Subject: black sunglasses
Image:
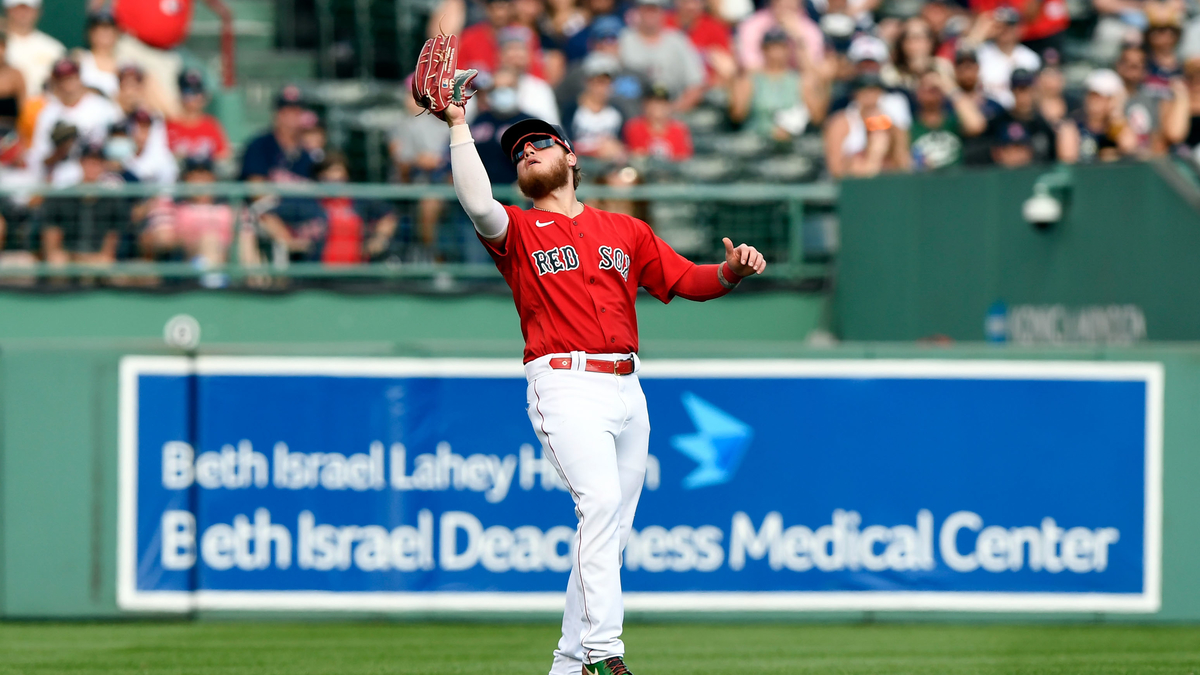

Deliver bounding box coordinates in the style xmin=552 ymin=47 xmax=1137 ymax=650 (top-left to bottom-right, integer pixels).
xmin=512 ymin=137 xmax=559 ymax=164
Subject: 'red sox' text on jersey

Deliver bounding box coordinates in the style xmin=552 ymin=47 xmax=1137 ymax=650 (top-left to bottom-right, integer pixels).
xmin=483 ymin=204 xmax=697 ymax=363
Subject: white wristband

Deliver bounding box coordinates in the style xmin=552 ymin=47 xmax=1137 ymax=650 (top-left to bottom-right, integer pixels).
xmin=449 ymin=124 xmax=473 ymax=146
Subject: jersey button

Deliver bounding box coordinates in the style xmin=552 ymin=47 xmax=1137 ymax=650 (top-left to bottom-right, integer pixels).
xmin=578 ymin=232 xmax=584 ymax=238
xmin=601 ymin=307 xmax=606 ymax=313
xmin=589 ymin=276 xmax=595 ymax=284
xmin=610 ymin=337 xmax=616 ymax=343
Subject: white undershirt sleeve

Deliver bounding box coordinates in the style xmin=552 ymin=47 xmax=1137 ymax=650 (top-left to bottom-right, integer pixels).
xmin=449 ymin=124 xmax=509 ymax=240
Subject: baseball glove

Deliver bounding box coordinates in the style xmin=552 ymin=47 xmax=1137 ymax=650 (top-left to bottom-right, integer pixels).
xmin=411 ymin=33 xmax=478 ymax=119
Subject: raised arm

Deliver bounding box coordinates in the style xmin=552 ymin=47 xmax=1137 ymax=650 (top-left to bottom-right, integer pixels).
xmin=444 ymin=104 xmax=509 ymax=245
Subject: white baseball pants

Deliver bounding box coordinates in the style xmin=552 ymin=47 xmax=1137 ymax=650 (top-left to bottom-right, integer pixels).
xmin=525 ymin=352 xmax=650 ymax=673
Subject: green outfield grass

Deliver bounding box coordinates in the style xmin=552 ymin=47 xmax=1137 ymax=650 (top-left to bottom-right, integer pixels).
xmin=1 ymin=621 xmax=1198 ymax=674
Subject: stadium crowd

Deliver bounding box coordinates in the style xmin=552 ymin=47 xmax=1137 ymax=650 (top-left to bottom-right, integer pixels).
xmin=421 ymin=0 xmax=1200 ymax=178
xmin=2 ymin=0 xmax=1200 ymax=271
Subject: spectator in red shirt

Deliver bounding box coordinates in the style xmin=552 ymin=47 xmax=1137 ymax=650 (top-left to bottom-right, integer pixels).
xmin=674 ymin=0 xmax=737 ymax=87
xmin=457 ymin=0 xmax=546 ymax=80
xmin=312 ymin=153 xmax=397 ymax=264
xmin=166 ymin=68 xmax=229 ymax=161
xmin=623 ymin=85 xmax=694 ymax=161
xmin=968 ymin=0 xmax=1069 ymax=59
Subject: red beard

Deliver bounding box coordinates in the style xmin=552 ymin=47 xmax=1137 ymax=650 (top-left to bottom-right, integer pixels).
xmin=517 ymin=154 xmax=570 ymax=200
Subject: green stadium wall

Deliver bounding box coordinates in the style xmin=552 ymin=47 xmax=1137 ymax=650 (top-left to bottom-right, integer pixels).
xmin=834 ymin=162 xmax=1200 ymax=342
xmin=0 ymin=292 xmax=1199 ymax=619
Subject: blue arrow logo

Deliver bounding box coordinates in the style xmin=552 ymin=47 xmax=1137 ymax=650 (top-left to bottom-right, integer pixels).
xmin=670 ymin=392 xmax=753 ymax=489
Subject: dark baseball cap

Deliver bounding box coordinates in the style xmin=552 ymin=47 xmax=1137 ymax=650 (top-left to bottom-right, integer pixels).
xmin=181 ymin=154 xmax=215 ymax=175
xmin=995 ymin=121 xmax=1031 ymax=146
xmin=993 ymin=6 xmax=1021 ymax=24
xmin=178 ymin=68 xmax=206 ymax=96
xmin=644 ymin=84 xmax=671 ymax=101
xmin=954 ymin=45 xmax=978 ymax=64
xmin=118 ymin=63 xmax=144 ymax=80
xmin=50 ymin=121 xmax=77 ymax=145
xmin=79 ymin=142 xmax=106 ymax=160
xmin=590 ymin=16 xmax=624 ymax=41
xmin=128 ymin=108 xmax=153 ymax=126
xmin=500 ymin=118 xmax=574 ymax=163
xmin=275 ymin=84 xmax=305 ymax=109
xmin=1010 ymin=68 xmax=1036 ymax=89
xmin=51 ymin=58 xmax=80 ymax=79
xmin=86 ymin=10 xmax=116 ymax=27
xmin=763 ymin=27 xmax=790 ymax=45
xmin=852 ymin=71 xmax=886 ymax=91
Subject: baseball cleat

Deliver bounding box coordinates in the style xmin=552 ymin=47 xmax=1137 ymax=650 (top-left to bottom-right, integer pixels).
xmin=583 ymin=657 xmax=632 ymax=675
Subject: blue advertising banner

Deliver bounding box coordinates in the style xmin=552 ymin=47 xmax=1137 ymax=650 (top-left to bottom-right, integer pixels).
xmin=117 ymin=357 xmax=1162 ymax=613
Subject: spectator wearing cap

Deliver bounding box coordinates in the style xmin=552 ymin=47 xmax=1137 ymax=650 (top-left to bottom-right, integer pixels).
xmin=730 ymin=27 xmax=828 ymax=141
xmin=966 ymin=0 xmax=1068 ymax=60
xmin=618 ymin=0 xmax=706 ymax=112
xmin=123 ymin=108 xmax=177 ymax=184
xmin=26 ymin=58 xmax=121 ymax=179
xmin=1144 ymin=4 xmax=1183 ymax=97
xmin=114 ymin=62 xmax=177 ymax=118
xmin=674 ymin=0 xmax=738 ymax=88
xmin=1058 ymin=69 xmax=1138 ymax=163
xmin=569 ymin=53 xmax=625 ymax=162
xmin=76 ymin=11 xmax=121 ymax=98
xmin=312 ymin=153 xmax=397 ymax=264
xmin=564 ymin=0 xmax=624 ymax=63
xmin=555 ymin=17 xmax=651 ymax=122
xmin=0 ymin=33 xmax=26 ymax=134
xmin=42 ymin=120 xmax=80 ymax=185
xmin=910 ymin=69 xmax=987 ymax=170
xmin=458 ymin=0 xmax=547 ymax=80
xmin=974 ymin=6 xmax=1041 ymax=108
xmin=1115 ymin=44 xmax=1176 ymax=154
xmin=830 ymin=36 xmax=912 ymax=131
xmin=111 ymin=0 xmax=203 ymax=115
xmin=623 ymin=85 xmax=694 ymax=160
xmin=258 ymin=153 xmax=399 ymax=264
xmin=166 ymin=69 xmax=230 ymax=162
xmin=3 ymin=0 xmax=64 ymax=97
xmin=982 ymin=68 xmax=1056 ymax=164
xmin=40 ymin=142 xmax=131 ymax=267
xmin=952 ymin=45 xmax=1005 ymax=120
xmin=990 ymin=119 xmax=1035 ymax=166
xmin=736 ymin=0 xmax=826 ymax=73
xmin=467 ymin=68 xmax=533 ymax=186
xmin=824 ymin=72 xmax=911 ymax=178
xmin=239 ymin=85 xmax=314 ymax=182
xmin=513 ymin=0 xmax=565 ymax=85
xmin=496 ymin=26 xmax=560 ymax=124
xmin=142 ymin=156 xmax=259 ymax=268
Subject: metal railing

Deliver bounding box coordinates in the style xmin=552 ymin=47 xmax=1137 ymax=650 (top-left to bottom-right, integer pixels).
xmin=0 ymin=181 xmax=838 ymax=290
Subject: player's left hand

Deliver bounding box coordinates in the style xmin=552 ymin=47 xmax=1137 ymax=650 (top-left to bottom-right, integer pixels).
xmin=723 ymin=237 xmax=767 ymax=277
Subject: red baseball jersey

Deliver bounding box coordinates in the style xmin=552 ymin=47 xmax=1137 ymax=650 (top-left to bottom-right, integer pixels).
xmin=484 ymin=204 xmax=695 ymax=363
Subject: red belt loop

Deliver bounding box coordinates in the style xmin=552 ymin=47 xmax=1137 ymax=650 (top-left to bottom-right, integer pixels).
xmin=549 ymin=356 xmax=634 ymax=375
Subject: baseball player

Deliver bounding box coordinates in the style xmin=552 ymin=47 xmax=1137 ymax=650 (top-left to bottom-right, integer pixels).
xmin=412 ymin=35 xmax=766 ymax=675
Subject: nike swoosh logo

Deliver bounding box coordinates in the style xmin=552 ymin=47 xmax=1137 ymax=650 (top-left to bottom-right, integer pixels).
xmin=535 ymin=220 xmax=554 ymax=227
